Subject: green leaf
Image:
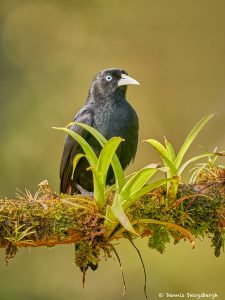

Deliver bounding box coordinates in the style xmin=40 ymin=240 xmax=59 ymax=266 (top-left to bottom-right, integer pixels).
xmin=145 ymin=139 xmax=167 ymax=156
xmin=53 ymin=125 xmax=125 ymax=209
xmin=72 ymin=122 xmax=125 ymax=191
xmin=95 ymin=137 xmax=123 ymax=207
xmin=97 ymin=137 xmax=124 ymax=184
xmin=119 ymin=167 xmax=158 ymax=206
xmin=71 ymin=153 xmax=85 ymax=180
xmin=145 ymin=139 xmax=177 ymax=176
xmin=178 ymin=153 xmax=215 ymax=175
xmin=125 ymin=178 xmax=172 ymax=208
xmin=175 ymin=113 xmax=215 ymax=169
xmin=104 ymin=180 xmax=120 ymax=233
xmin=89 ymin=167 xmax=105 ymax=206
xmin=53 ymin=127 xmax=98 ymax=167
xmin=105 ymin=180 xmax=137 ymax=236
xmin=189 ymin=164 xmax=206 ymax=183
xmin=164 ymin=137 xmax=176 ymax=162
xmin=110 ymin=204 xmax=137 ymax=235
xmin=133 ymin=219 xmax=195 ymax=246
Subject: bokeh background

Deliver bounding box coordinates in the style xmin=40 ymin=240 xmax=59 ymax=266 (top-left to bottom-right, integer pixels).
xmin=0 ymin=1 xmax=225 ymax=299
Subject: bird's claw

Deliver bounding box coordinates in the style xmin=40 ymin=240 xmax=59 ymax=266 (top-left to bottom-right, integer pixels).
xmin=75 ymin=184 xmax=94 ymax=197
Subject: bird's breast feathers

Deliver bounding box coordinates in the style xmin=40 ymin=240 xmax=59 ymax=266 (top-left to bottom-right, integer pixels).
xmin=93 ymin=100 xmax=138 ymax=140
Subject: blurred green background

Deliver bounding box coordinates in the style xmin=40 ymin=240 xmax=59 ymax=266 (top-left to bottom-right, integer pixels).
xmin=0 ymin=0 xmax=225 ymax=299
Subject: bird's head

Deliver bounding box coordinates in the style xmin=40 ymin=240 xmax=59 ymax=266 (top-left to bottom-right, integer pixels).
xmin=89 ymin=68 xmax=139 ymax=100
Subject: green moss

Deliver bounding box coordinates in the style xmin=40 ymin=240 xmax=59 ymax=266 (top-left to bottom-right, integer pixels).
xmin=0 ymin=175 xmax=224 ymax=268
xmin=75 ymin=241 xmax=100 ymax=272
xmin=148 ymin=225 xmax=171 ymax=254
xmin=127 ymin=178 xmax=225 ymax=256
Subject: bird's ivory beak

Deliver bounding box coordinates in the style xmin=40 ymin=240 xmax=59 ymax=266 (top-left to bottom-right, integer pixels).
xmin=118 ymin=74 xmax=140 ymax=87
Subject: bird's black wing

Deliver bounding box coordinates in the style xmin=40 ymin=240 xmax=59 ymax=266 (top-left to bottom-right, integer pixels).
xmin=60 ymin=105 xmax=94 ymax=194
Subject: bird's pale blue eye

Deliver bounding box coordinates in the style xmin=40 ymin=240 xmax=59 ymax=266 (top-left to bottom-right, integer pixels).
xmin=105 ymin=75 xmax=113 ymax=81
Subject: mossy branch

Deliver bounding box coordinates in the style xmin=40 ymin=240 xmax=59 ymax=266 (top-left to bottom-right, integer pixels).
xmin=0 ymin=177 xmax=224 ymax=265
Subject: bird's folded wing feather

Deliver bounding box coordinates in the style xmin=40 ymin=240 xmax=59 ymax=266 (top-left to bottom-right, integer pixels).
xmin=60 ymin=105 xmax=94 ymax=193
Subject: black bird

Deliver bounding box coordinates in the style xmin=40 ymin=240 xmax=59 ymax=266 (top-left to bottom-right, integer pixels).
xmin=60 ymin=68 xmax=139 ymax=195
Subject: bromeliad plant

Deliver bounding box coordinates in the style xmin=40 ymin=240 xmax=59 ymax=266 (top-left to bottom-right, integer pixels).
xmin=53 ymin=123 xmax=169 ymax=237
xmin=145 ymin=113 xmax=216 ymax=199
xmin=43 ymin=114 xmax=225 ymax=294
xmin=53 ymin=114 xmax=218 ymax=238
xmin=54 ymin=122 xmax=124 ymax=210
xmin=189 ymin=147 xmax=225 ymax=183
